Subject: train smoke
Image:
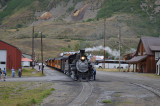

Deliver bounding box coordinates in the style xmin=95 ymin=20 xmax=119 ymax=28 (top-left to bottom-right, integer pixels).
xmin=85 ymin=45 xmax=120 ymax=57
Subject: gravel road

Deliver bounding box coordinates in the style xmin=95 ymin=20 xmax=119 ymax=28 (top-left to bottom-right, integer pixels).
xmin=3 ymin=66 xmax=160 ymax=106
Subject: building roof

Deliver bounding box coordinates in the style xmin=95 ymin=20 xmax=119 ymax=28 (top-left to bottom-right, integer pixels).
xmin=138 ymin=37 xmax=160 ymax=55
xmin=22 ymin=53 xmax=32 ymax=59
xmin=149 ymin=46 xmax=160 ymax=51
xmin=126 ymin=55 xmax=147 ymax=64
xmin=0 ymin=40 xmax=21 ymax=52
xmin=21 ymin=57 xmax=32 ymax=62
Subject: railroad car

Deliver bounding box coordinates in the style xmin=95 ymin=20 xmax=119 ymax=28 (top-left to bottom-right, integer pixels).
xmin=46 ymin=50 xmax=94 ymax=81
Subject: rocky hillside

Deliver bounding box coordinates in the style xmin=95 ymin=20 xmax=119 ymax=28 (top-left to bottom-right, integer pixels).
xmin=0 ymin=0 xmax=160 ymax=59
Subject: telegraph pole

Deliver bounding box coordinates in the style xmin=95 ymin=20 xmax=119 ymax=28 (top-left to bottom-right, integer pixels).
xmin=104 ymin=18 xmax=106 ymax=69
xmin=40 ymin=32 xmax=44 ymax=74
xmin=118 ymin=27 xmax=121 ymax=72
xmin=32 ymin=25 xmax=34 ymax=69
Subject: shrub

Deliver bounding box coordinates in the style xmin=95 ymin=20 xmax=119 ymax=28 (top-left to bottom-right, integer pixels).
xmin=86 ymin=18 xmax=95 ymax=22
xmin=16 ymin=24 xmax=23 ymax=28
xmin=67 ymin=6 xmax=75 ymax=12
xmin=102 ymin=99 xmax=112 ymax=104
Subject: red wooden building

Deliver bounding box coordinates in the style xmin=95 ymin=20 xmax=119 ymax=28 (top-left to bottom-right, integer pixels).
xmin=0 ymin=40 xmax=22 ymax=70
xmin=126 ymin=37 xmax=160 ymax=73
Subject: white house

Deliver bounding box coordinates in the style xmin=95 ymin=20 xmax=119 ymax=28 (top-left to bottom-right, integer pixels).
xmin=21 ymin=57 xmax=32 ymax=67
xmin=156 ymin=59 xmax=160 ymax=75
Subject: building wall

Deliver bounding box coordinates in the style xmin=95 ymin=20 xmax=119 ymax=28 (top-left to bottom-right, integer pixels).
xmin=145 ymin=55 xmax=156 ymax=73
xmin=136 ymin=41 xmax=156 ymax=73
xmin=0 ymin=41 xmax=22 ymax=70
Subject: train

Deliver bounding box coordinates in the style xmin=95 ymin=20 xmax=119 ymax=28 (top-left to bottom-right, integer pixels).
xmin=46 ymin=50 xmax=94 ymax=81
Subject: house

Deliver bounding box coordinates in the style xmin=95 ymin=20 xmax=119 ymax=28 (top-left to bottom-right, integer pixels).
xmin=22 ymin=53 xmax=32 ymax=59
xmin=126 ymin=37 xmax=160 ymax=73
xmin=21 ymin=57 xmax=32 ymax=67
xmin=0 ymin=40 xmax=22 ymax=70
xmin=156 ymin=59 xmax=160 ymax=75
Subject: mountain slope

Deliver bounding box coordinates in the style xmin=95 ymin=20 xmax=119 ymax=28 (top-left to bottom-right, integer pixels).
xmin=0 ymin=0 xmax=160 ymax=59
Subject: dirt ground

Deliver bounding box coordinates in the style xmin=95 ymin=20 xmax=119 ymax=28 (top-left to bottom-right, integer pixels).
xmin=3 ymin=66 xmax=160 ymax=106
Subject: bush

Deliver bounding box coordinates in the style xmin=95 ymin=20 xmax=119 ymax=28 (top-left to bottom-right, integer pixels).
xmin=16 ymin=24 xmax=23 ymax=28
xmin=102 ymin=99 xmax=112 ymax=104
xmin=86 ymin=18 xmax=95 ymax=22
xmin=67 ymin=6 xmax=75 ymax=12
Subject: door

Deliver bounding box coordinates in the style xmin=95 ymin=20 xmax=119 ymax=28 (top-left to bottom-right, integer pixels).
xmin=0 ymin=50 xmax=7 ymax=70
xmin=159 ymin=64 xmax=160 ymax=75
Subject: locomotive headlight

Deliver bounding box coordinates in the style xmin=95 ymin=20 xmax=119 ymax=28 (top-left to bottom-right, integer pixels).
xmin=81 ymin=56 xmax=85 ymax=61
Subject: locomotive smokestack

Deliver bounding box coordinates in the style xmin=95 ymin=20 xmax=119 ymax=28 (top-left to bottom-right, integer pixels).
xmin=80 ymin=49 xmax=85 ymax=55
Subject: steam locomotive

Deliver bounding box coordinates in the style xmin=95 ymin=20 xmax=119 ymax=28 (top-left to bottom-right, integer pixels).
xmin=46 ymin=50 xmax=94 ymax=81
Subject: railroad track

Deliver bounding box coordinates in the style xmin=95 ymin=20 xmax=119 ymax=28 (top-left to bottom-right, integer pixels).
xmin=131 ymin=83 xmax=160 ymax=97
xmin=67 ymin=82 xmax=93 ymax=106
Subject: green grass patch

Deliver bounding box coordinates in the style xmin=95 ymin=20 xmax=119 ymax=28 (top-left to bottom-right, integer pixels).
xmin=102 ymin=99 xmax=112 ymax=104
xmin=97 ymin=68 xmax=120 ymax=72
xmin=97 ymin=0 xmax=143 ymax=19
xmin=114 ymin=94 xmax=121 ymax=97
xmin=6 ymin=68 xmax=45 ymax=77
xmin=137 ymin=73 xmax=160 ymax=78
xmin=0 ymin=82 xmax=54 ymax=106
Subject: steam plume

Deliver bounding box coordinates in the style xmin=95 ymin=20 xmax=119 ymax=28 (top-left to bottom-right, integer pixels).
xmin=85 ymin=45 xmax=120 ymax=57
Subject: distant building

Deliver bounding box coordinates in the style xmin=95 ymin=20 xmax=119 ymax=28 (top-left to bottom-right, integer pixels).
xmin=21 ymin=57 xmax=32 ymax=67
xmin=0 ymin=40 xmax=22 ymax=70
xmin=126 ymin=37 xmax=160 ymax=73
xmin=22 ymin=53 xmax=32 ymax=59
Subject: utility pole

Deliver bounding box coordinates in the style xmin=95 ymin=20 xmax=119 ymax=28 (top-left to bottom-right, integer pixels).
xmin=32 ymin=25 xmax=34 ymax=69
xmin=104 ymin=18 xmax=106 ymax=69
xmin=37 ymin=53 xmax=39 ymax=63
xmin=118 ymin=27 xmax=121 ymax=72
xmin=40 ymin=32 xmax=44 ymax=74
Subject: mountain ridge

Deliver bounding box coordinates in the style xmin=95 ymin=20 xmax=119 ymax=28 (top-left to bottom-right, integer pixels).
xmin=0 ymin=0 xmax=160 ymax=59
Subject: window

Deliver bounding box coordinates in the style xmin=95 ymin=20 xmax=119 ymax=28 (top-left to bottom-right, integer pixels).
xmin=0 ymin=62 xmax=6 ymax=64
xmin=155 ymin=52 xmax=160 ymax=60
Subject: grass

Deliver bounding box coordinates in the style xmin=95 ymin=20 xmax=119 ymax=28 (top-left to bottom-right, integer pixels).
xmin=0 ymin=0 xmax=33 ymax=22
xmin=0 ymin=82 xmax=55 ymax=106
xmin=97 ymin=0 xmax=142 ymax=19
xmin=114 ymin=94 xmax=121 ymax=97
xmin=97 ymin=68 xmax=120 ymax=72
xmin=137 ymin=73 xmax=160 ymax=78
xmin=102 ymin=99 xmax=112 ymax=104
xmin=6 ymin=68 xmax=45 ymax=77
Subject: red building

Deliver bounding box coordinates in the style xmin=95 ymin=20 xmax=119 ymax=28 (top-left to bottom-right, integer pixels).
xmin=126 ymin=37 xmax=160 ymax=73
xmin=0 ymin=40 xmax=22 ymax=70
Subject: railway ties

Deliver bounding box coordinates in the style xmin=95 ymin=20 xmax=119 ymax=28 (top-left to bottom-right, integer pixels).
xmin=67 ymin=82 xmax=93 ymax=106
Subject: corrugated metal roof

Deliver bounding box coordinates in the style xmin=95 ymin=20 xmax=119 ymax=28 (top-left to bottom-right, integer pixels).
xmin=126 ymin=55 xmax=147 ymax=64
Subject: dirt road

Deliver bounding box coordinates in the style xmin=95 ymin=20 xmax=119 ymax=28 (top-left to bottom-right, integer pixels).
xmin=4 ymin=66 xmax=160 ymax=106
